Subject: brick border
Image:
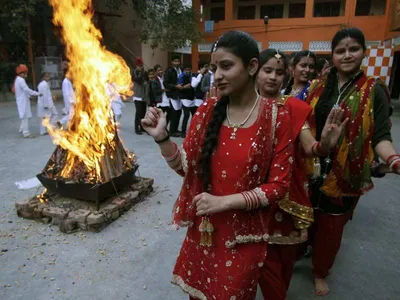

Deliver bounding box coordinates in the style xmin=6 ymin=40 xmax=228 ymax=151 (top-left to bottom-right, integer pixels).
xmin=15 ymin=177 xmax=154 ymax=233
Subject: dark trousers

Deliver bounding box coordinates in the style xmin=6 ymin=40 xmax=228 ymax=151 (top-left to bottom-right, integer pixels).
xmin=134 ymin=100 xmax=147 ymax=132
xmin=182 ymin=105 xmax=197 ymax=134
xmin=169 ymin=103 xmax=182 ymax=135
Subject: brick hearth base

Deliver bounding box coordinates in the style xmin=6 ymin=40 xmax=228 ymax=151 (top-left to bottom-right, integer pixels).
xmin=15 ymin=177 xmax=154 ymax=233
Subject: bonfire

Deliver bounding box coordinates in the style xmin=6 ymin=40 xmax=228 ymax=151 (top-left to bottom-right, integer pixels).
xmin=38 ymin=0 xmax=137 ymax=205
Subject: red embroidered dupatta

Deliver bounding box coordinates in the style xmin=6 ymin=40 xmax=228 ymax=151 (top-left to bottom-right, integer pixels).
xmin=172 ymin=97 xmax=292 ymax=246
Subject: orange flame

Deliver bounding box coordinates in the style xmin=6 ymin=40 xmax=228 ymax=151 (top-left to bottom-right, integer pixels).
xmin=46 ymin=0 xmax=133 ymax=182
xmin=37 ymin=189 xmax=48 ymax=203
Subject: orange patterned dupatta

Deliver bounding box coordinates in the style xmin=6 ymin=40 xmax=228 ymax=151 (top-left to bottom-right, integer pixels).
xmin=172 ymin=97 xmax=283 ymax=243
xmin=306 ymin=74 xmax=376 ymax=198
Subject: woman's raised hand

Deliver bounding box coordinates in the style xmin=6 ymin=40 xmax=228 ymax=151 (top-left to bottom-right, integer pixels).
xmin=320 ymin=107 xmax=349 ymax=151
xmin=141 ymin=107 xmax=168 ymax=140
xmin=206 ymin=86 xmax=220 ymax=100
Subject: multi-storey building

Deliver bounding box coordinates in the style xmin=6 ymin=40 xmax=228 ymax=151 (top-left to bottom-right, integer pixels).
xmin=184 ymin=0 xmax=400 ymax=97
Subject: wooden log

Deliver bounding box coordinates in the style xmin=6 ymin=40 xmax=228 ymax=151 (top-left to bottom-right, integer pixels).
xmin=115 ymin=143 xmax=126 ymax=174
xmin=104 ymin=149 xmax=116 ymax=179
xmin=113 ymin=146 xmax=123 ymax=175
xmin=100 ymin=156 xmax=111 ymax=182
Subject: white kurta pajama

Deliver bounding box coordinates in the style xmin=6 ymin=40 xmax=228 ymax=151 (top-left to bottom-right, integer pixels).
xmin=61 ymin=78 xmax=71 ymax=115
xmin=60 ymin=78 xmax=76 ymax=127
xmin=37 ymin=80 xmax=58 ymax=135
xmin=14 ymin=76 xmax=39 ymax=137
xmin=106 ymin=83 xmax=125 ymax=123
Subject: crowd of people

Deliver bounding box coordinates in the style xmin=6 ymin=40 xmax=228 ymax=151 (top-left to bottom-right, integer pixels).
xmin=141 ymin=27 xmax=400 ymax=300
xmin=12 ymin=61 xmax=76 ymax=137
xmin=12 ymin=54 xmax=215 ymax=139
xmin=130 ymin=56 xmax=216 ymax=138
xmin=11 ymin=46 xmax=333 ymax=141
xmin=131 ymin=41 xmax=335 ymax=140
xmin=11 ymin=25 xmax=400 ymax=300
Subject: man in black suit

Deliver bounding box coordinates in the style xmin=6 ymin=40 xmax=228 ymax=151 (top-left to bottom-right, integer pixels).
xmin=163 ymin=55 xmax=183 ymax=137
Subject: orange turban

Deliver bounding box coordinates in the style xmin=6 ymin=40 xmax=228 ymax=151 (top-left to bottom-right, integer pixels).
xmin=16 ymin=64 xmax=28 ymax=74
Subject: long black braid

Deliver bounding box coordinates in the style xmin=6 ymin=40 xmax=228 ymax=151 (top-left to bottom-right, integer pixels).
xmin=199 ymin=31 xmax=259 ymax=192
xmin=284 ymin=76 xmax=295 ymax=96
xmin=200 ymin=97 xmax=229 ymax=191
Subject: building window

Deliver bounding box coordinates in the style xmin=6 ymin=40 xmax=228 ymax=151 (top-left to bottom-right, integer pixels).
xmin=355 ymin=0 xmax=386 ymax=16
xmin=260 ymin=4 xmax=284 ymax=19
xmin=210 ymin=6 xmax=225 ymax=22
xmin=289 ymin=2 xmax=306 ymax=18
xmin=314 ymin=1 xmax=342 ymax=17
xmin=237 ymin=5 xmax=256 ymax=20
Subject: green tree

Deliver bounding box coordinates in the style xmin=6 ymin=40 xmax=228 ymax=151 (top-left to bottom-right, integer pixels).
xmin=1 ymin=0 xmax=202 ymax=50
xmin=0 ymin=0 xmax=49 ymax=91
xmin=107 ymin=0 xmax=202 ymax=50
xmin=0 ymin=0 xmax=49 ymax=41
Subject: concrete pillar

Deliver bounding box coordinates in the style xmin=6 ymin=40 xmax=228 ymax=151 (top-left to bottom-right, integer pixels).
xmin=255 ymin=3 xmax=261 ymax=20
xmin=192 ymin=0 xmax=201 ymax=72
xmin=283 ymin=2 xmax=289 ymax=18
xmin=305 ymin=0 xmax=314 ymax=18
xmin=345 ymin=0 xmax=356 ymax=22
xmin=225 ymin=0 xmax=233 ymax=21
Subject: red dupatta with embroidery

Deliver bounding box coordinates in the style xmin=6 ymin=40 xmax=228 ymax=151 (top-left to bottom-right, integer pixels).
xmin=172 ymin=97 xmax=281 ymax=242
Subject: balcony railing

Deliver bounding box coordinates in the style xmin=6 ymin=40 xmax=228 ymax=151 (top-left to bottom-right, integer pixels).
xmin=202 ymin=0 xmax=387 ymax=23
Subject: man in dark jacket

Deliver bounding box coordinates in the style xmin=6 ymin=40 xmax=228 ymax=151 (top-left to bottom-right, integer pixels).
xmin=154 ymin=64 xmax=171 ymax=126
xmin=163 ymin=55 xmax=183 ymax=137
xmin=147 ymin=68 xmax=162 ymax=107
xmin=200 ymin=62 xmax=216 ymax=94
xmin=132 ymin=57 xmax=148 ymax=135
xmin=191 ymin=62 xmax=209 ymax=109
xmin=178 ymin=66 xmax=195 ymax=138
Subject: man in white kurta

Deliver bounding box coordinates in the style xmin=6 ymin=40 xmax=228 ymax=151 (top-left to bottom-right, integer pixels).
xmin=14 ymin=64 xmax=40 ymax=138
xmin=106 ymin=82 xmax=125 ymax=124
xmin=60 ymin=76 xmax=76 ymax=128
xmin=37 ymin=72 xmax=58 ymax=135
xmin=61 ymin=76 xmax=70 ymax=115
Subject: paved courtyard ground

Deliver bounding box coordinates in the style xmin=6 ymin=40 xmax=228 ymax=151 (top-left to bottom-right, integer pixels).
xmin=0 ymin=100 xmax=399 ymax=300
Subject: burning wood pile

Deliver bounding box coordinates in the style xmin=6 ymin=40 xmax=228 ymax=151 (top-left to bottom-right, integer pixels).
xmin=15 ymin=0 xmax=152 ymax=232
xmin=41 ymin=134 xmax=135 ymax=185
xmin=37 ymin=0 xmax=137 ymax=205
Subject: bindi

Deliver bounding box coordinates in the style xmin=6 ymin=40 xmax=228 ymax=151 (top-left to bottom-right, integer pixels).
xmin=344 ymin=37 xmax=352 ymax=47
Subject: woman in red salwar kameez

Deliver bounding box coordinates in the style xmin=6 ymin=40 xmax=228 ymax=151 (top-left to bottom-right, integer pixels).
xmin=142 ymin=31 xmax=293 ymax=300
xmin=256 ymin=49 xmax=348 ymax=300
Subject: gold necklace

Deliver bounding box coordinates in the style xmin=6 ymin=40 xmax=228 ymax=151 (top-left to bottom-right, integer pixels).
xmin=290 ymin=84 xmax=304 ymax=96
xmin=226 ymin=94 xmax=260 ymax=140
